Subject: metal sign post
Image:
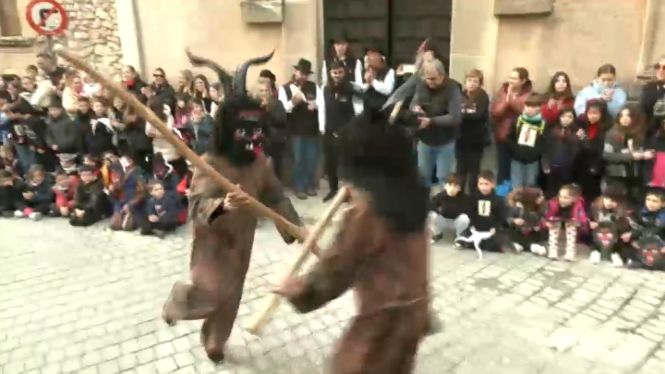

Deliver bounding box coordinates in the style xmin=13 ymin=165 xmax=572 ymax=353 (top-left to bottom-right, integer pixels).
xmin=25 ymin=0 xmax=69 ymax=54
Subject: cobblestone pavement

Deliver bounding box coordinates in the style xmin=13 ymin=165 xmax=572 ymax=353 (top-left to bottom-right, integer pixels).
xmin=2 ymin=194 xmax=665 ymax=374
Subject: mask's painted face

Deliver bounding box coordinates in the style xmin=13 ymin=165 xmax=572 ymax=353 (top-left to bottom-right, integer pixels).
xmin=230 ymin=117 xmax=266 ymax=164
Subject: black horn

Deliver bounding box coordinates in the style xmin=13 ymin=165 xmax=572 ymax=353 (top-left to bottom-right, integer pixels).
xmin=232 ymin=50 xmax=275 ymax=94
xmin=185 ymin=48 xmax=233 ymax=97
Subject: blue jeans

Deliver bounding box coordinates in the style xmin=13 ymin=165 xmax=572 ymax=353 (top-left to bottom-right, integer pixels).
xmin=291 ymin=136 xmax=320 ymax=192
xmin=511 ymin=160 xmax=539 ymax=189
xmin=417 ymin=141 xmax=456 ymax=188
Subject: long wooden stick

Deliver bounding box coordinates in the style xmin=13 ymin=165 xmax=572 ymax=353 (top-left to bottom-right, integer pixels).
xmin=246 ymin=186 xmax=349 ymax=335
xmin=389 ymin=100 xmax=404 ymax=124
xmin=53 ymin=45 xmax=309 ymax=244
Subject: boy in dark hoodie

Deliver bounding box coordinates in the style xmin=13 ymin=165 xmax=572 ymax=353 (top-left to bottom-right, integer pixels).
xmin=627 ymin=189 xmax=665 ymax=270
xmin=0 ymin=170 xmax=21 ymax=217
xmin=108 ymin=153 xmax=147 ymax=231
xmin=141 ymin=180 xmax=184 ymax=238
xmin=428 ymin=173 xmax=469 ymax=242
xmin=45 ymin=95 xmax=82 ymax=172
xmin=15 ymin=164 xmax=54 ymax=220
xmin=507 ymin=93 xmax=546 ymax=190
xmin=70 ymin=164 xmax=109 ymax=227
xmin=455 ymin=170 xmax=505 ymax=257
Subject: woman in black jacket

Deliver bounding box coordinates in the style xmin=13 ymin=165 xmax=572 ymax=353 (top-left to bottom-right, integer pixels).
xmin=456 ymin=68 xmax=489 ymax=192
xmin=640 ymin=56 xmax=665 ymax=136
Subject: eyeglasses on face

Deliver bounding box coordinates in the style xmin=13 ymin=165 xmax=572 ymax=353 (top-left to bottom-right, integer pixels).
xmin=654 ymin=64 xmax=665 ymax=71
xmin=153 ymin=74 xmax=165 ymax=78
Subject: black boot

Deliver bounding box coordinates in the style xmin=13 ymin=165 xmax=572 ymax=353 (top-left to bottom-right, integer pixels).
xmin=323 ymin=190 xmax=337 ymax=202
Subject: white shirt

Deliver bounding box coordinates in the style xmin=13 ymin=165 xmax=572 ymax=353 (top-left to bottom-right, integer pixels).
xmin=360 ymin=68 xmax=396 ymax=96
xmin=278 ymin=82 xmax=326 ymax=134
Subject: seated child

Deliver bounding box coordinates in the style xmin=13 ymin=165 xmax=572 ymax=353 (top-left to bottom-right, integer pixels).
xmin=0 ymin=144 xmax=22 ymax=177
xmin=51 ymin=170 xmax=79 ymax=217
xmin=69 ymin=165 xmax=110 ymax=227
xmin=0 ymin=170 xmax=21 ymax=217
xmin=141 ymin=180 xmax=184 ymax=238
xmin=506 ymin=187 xmax=547 ymax=254
xmin=429 ymin=173 xmax=470 ymax=242
xmin=15 ymin=165 xmax=54 ymax=220
xmin=544 ymin=184 xmax=588 ymax=261
xmin=108 ymin=153 xmax=147 ymax=231
xmin=627 ymin=189 xmax=665 ymax=270
xmin=455 ymin=170 xmax=505 ymax=258
xmin=588 ymin=186 xmax=631 ymax=266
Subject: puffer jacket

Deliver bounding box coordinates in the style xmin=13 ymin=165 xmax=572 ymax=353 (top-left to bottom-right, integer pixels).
xmin=602 ymin=127 xmax=644 ymax=178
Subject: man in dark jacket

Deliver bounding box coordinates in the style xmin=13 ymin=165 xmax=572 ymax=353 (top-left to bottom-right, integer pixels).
xmin=410 ymin=59 xmax=462 ymax=190
xmin=321 ymin=60 xmax=355 ymax=202
xmin=45 ymin=95 xmax=81 ymax=171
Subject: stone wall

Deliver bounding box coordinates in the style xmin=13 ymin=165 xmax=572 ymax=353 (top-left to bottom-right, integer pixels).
xmin=54 ymin=0 xmax=124 ymax=76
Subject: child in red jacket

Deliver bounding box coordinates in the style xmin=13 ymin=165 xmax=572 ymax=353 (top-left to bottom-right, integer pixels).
xmin=52 ymin=169 xmax=79 ymax=217
xmin=544 ymin=184 xmax=588 ymax=261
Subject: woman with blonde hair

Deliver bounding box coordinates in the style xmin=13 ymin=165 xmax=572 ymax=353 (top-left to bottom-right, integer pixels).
xmin=177 ymin=69 xmax=194 ymax=97
xmin=62 ymin=70 xmax=84 ymax=116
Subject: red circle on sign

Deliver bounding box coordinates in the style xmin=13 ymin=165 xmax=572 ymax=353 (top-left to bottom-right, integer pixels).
xmin=25 ymin=0 xmax=69 ymax=36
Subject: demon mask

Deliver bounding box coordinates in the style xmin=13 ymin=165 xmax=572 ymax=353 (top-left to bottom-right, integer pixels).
xmin=186 ymin=49 xmax=274 ymax=166
xmin=338 ymin=109 xmax=429 ymax=234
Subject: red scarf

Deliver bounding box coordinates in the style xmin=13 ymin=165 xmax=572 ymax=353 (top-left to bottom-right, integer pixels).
xmin=587 ymin=121 xmax=600 ymax=140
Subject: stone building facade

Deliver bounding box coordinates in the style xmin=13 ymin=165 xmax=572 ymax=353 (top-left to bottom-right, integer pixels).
xmin=0 ymin=0 xmax=664 ymax=96
xmin=0 ymin=0 xmax=123 ymax=76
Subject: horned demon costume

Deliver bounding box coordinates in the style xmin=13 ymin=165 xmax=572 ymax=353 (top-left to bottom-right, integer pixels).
xmin=161 ymin=51 xmax=302 ymax=363
xmin=279 ymin=110 xmax=431 ymax=374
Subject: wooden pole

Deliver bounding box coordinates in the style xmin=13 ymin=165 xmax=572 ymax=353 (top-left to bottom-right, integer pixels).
xmin=246 ymin=187 xmax=349 ymax=335
xmin=52 ymin=45 xmax=310 ymax=244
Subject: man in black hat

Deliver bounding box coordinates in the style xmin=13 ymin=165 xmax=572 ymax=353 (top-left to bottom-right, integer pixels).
xmin=278 ymin=58 xmax=325 ymax=199
xmin=321 ymin=34 xmax=363 ymax=89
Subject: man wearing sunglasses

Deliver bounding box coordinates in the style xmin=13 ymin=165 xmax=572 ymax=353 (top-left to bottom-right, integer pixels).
xmin=641 ymin=57 xmax=665 ymax=136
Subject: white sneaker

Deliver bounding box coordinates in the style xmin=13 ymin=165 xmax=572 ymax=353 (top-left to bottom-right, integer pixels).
xmin=530 ymin=244 xmax=547 ymax=256
xmin=513 ymin=243 xmax=524 ymax=252
xmin=548 ymin=247 xmax=559 ymax=260
xmin=611 ymin=253 xmax=624 ymax=267
xmin=564 ymin=250 xmax=576 ymax=262
xmin=28 ymin=212 xmax=42 ymax=221
xmin=14 ymin=210 xmax=25 ymax=218
xmin=589 ymin=250 xmax=601 ymax=264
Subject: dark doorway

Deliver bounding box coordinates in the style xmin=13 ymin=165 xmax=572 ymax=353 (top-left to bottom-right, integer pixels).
xmin=323 ymin=0 xmax=452 ymax=68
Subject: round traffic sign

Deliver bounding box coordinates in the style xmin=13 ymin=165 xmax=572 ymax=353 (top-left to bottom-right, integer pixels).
xmin=25 ymin=0 xmax=69 ymax=36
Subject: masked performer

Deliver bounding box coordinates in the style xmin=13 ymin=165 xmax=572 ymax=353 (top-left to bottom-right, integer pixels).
xmin=161 ymin=51 xmax=303 ymax=363
xmin=274 ymin=109 xmax=431 ymax=374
